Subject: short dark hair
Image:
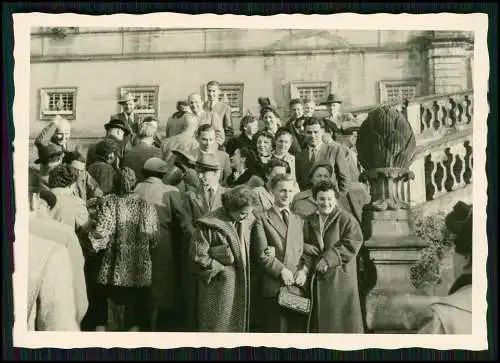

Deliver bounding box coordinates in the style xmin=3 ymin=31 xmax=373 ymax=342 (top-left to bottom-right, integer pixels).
xmin=239 ymin=115 xmax=258 ymax=132
xmin=253 ymin=130 xmax=276 ymax=150
xmin=275 ymin=127 xmax=293 ymax=141
xmin=261 ymin=107 xmax=280 ymax=119
xmin=48 ymin=164 xmax=78 ymax=189
xmin=265 ymin=158 xmax=290 ymax=175
xmin=206 ymin=80 xmax=220 ymax=88
xmin=304 ymin=117 xmax=324 ymax=129
xmin=312 ymin=180 xmax=338 ymax=199
xmin=222 ymin=185 xmax=258 ymax=213
xmin=63 ymin=150 xmax=86 ymax=165
xmin=197 ymin=124 xmax=215 ymax=136
xmin=289 ymin=98 xmax=303 ymax=107
xmin=269 ymin=173 xmax=295 ymax=190
xmin=95 ymin=139 xmax=118 ymax=162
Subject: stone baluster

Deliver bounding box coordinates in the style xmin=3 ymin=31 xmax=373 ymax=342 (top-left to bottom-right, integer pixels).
xmin=429 ymin=148 xmax=448 ymax=200
xmin=455 ymin=94 xmax=473 ymax=129
xmin=449 ymin=142 xmax=468 ymax=190
xmin=419 ymin=101 xmax=435 ymax=135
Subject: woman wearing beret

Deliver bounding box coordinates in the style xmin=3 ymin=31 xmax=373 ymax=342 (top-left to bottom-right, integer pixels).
xmin=418 ymin=201 xmax=473 ymax=334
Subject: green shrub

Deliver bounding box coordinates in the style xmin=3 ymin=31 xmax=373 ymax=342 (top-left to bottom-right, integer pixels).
xmin=409 ymin=210 xmax=453 ymax=290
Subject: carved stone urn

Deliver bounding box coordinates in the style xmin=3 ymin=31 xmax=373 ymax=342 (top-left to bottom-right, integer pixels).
xmin=357 ymin=106 xmax=429 ymax=333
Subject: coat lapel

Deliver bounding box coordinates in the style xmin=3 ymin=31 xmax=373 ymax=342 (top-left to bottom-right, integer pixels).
xmin=310 ymin=214 xmax=325 ymax=251
xmin=266 ymin=208 xmax=287 ymax=240
xmin=282 ymin=213 xmax=298 ymax=267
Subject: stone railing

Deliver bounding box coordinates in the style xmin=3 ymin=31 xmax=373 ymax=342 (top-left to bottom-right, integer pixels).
xmin=347 ymin=90 xmax=473 ymax=212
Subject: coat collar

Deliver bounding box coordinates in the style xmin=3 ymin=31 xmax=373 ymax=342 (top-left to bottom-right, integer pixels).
xmin=143 ymin=176 xmax=164 ymax=185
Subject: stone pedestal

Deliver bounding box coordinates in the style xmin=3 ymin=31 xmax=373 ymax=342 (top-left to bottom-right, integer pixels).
xmin=363 ymin=209 xmax=429 ymax=332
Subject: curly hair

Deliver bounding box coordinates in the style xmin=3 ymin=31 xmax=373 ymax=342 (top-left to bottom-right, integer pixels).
xmin=252 ymin=130 xmax=276 ymax=151
xmin=222 ymin=185 xmax=258 ymax=213
xmin=113 ymin=167 xmax=137 ymax=196
xmin=312 ymin=179 xmax=338 ymax=200
xmin=48 ymin=164 xmax=78 ymax=189
xmin=95 ymin=138 xmax=118 ymax=162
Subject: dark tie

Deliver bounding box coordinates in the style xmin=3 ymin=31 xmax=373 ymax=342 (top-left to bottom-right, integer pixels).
xmin=310 ymin=147 xmax=317 ymax=163
xmin=281 ymin=209 xmax=289 ymax=228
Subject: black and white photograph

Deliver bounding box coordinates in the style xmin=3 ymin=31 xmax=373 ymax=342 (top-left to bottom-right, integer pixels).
xmin=11 ymin=12 xmax=489 ymax=350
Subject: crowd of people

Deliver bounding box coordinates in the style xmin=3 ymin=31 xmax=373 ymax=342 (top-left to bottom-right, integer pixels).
xmin=27 ymin=80 xmax=472 ymax=334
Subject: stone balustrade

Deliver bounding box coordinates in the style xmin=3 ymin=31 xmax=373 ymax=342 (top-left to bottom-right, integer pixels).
xmin=347 ymin=89 xmax=473 ymax=212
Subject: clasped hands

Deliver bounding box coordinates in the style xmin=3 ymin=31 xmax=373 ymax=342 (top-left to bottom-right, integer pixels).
xmin=304 ymin=243 xmax=328 ymax=274
xmin=264 ymin=247 xmax=308 ymax=287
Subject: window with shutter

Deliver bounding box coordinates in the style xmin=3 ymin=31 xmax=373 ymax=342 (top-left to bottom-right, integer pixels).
xmin=39 ymin=88 xmax=77 ymax=120
xmin=379 ymin=79 xmax=421 ymax=104
xmin=119 ymin=86 xmax=159 ymax=116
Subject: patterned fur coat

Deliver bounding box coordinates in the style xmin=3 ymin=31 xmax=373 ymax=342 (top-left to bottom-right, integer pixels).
xmin=192 ymin=208 xmax=254 ymax=332
xmin=88 ymin=193 xmax=160 ymax=287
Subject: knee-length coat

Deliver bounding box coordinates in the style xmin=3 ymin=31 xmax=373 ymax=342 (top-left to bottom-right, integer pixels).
xmin=191 ymin=207 xmax=254 ymax=332
xmin=303 ymin=207 xmax=364 ymax=333
xmin=134 ymin=177 xmax=193 ymax=310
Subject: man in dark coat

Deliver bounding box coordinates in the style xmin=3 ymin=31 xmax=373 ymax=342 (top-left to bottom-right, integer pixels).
xmin=122 ymin=118 xmax=162 ymax=182
xmin=284 ymin=98 xmax=307 ymax=156
xmin=86 ymin=116 xmax=131 ymax=169
xmin=303 ymin=180 xmax=364 ymax=333
xmin=191 ymin=185 xmax=257 ymax=332
xmin=295 ymin=117 xmax=352 ymax=192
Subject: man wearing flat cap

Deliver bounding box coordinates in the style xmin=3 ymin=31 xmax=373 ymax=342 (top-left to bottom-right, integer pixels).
xmin=182 ymin=152 xmax=229 ymax=331
xmin=85 ymin=116 xmax=131 ymax=170
xmin=134 ymin=157 xmax=194 ymax=331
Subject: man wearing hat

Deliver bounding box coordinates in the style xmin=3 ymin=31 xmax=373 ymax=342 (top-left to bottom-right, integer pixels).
xmin=30 ymin=143 xmax=65 ymax=191
xmin=183 ymin=152 xmax=229 ymax=331
xmin=85 ymin=115 xmax=131 ymax=169
xmin=134 ymin=157 xmax=194 ymax=331
xmin=122 ymin=119 xmax=162 ymax=183
xmin=113 ymin=92 xmax=142 ymax=136
xmin=321 ymin=93 xmax=353 ymax=141
xmin=163 ymin=149 xmax=200 ymax=194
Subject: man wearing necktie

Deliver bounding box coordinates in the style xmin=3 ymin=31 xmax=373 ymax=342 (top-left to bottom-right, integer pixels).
xmin=252 ymin=173 xmax=310 ymax=333
xmin=295 ymin=117 xmax=352 ymax=192
xmin=111 ymin=92 xmax=143 ymax=152
xmin=183 ymin=153 xmax=229 ymax=331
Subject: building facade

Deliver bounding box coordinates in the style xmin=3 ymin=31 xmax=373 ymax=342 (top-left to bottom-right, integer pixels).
xmin=29 ymin=28 xmax=474 ymax=141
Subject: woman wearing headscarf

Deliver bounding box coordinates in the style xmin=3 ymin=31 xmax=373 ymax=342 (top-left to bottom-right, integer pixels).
xmin=88 ymin=167 xmax=160 ymax=331
xmin=418 ymin=201 xmax=473 ymax=334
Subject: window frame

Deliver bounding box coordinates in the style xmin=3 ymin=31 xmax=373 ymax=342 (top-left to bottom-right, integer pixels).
xmin=118 ymin=85 xmax=160 ymax=117
xmin=39 ymin=87 xmax=78 ymax=121
xmin=379 ymin=78 xmax=422 ymax=104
